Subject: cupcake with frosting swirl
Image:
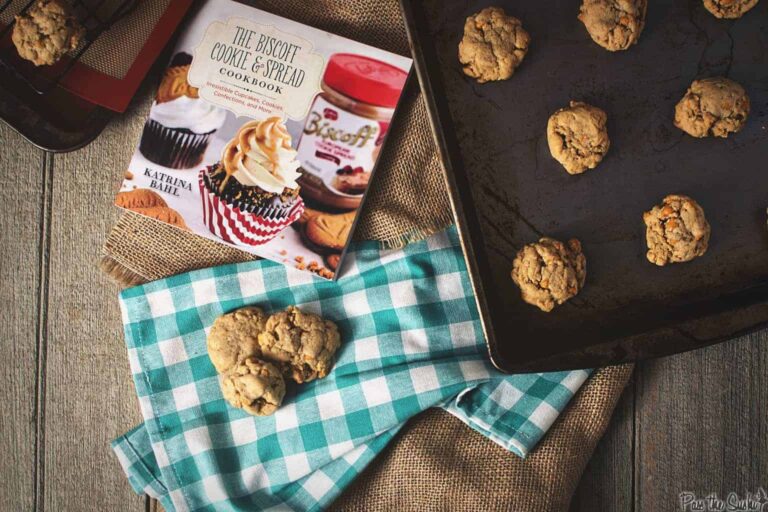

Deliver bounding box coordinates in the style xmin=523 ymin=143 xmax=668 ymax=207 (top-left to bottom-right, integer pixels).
xmin=139 ymin=52 xmax=227 ymax=169
xmin=199 ymin=117 xmax=305 ymax=247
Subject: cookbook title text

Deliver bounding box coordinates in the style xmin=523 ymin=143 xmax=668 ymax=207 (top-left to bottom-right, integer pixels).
xmin=189 ymin=17 xmax=323 ymax=119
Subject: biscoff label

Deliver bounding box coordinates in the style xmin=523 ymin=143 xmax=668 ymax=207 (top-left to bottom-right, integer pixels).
xmin=296 ymin=95 xmax=387 ymax=194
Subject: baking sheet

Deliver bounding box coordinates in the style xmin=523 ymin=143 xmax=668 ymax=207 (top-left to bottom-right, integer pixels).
xmin=403 ymin=0 xmax=768 ymax=371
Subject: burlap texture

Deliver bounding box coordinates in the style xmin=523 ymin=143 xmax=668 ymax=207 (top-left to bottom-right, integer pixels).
xmin=100 ymin=1 xmax=634 ymax=510
xmin=332 ymin=365 xmax=633 ymax=512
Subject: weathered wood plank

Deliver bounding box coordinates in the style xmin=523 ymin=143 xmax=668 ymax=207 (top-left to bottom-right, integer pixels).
xmin=41 ymin=95 xmax=152 ymax=512
xmin=635 ymin=329 xmax=768 ymax=511
xmin=0 ymin=123 xmax=45 ymax=511
xmin=570 ymin=379 xmax=635 ymax=512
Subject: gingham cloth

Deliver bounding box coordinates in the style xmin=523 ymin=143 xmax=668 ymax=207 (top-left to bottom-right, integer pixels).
xmin=112 ymin=226 xmax=590 ymax=512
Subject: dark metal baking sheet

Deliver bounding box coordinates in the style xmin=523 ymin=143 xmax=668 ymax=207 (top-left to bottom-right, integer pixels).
xmin=0 ymin=75 xmax=113 ymax=153
xmin=400 ymin=0 xmax=768 ymax=372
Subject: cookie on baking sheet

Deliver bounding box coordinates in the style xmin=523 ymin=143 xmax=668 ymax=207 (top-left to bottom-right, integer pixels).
xmin=458 ymin=6 xmax=530 ymax=83
xmin=547 ymin=101 xmax=610 ymax=175
xmin=511 ymin=238 xmax=587 ymax=312
xmin=258 ymin=306 xmax=341 ymax=384
xmin=207 ymin=307 xmax=268 ymax=374
xmin=130 ymin=206 xmax=189 ymax=231
xmin=703 ymin=0 xmax=759 ymax=18
xmin=674 ymin=77 xmax=750 ymax=138
xmin=643 ymin=195 xmax=710 ymax=266
xmin=220 ymin=357 xmax=285 ymax=416
xmin=116 ymin=188 xmax=167 ymax=209
xmin=305 ymin=211 xmax=355 ymax=252
xmin=578 ymin=0 xmax=647 ymax=51
xmin=12 ymin=0 xmax=85 ymax=66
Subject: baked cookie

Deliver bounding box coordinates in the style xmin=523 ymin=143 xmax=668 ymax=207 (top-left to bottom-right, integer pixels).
xmin=511 ymin=238 xmax=587 ymax=312
xmin=220 ymin=357 xmax=285 ymax=416
xmin=12 ymin=0 xmax=85 ymax=66
xmin=131 ymin=206 xmax=189 ymax=231
xmin=207 ymin=307 xmax=268 ymax=374
xmin=325 ymin=253 xmax=340 ymax=272
xmin=703 ymin=0 xmax=759 ymax=18
xmin=458 ymin=6 xmax=530 ymax=83
xmin=258 ymin=306 xmax=341 ymax=383
xmin=305 ymin=211 xmax=355 ymax=252
xmin=116 ymin=189 xmax=167 ymax=209
xmin=578 ymin=0 xmax=647 ymax=52
xmin=674 ymin=77 xmax=750 ymax=138
xmin=643 ymin=195 xmax=710 ymax=266
xmin=296 ymin=207 xmax=323 ymax=227
xmin=547 ymin=101 xmax=610 ymax=175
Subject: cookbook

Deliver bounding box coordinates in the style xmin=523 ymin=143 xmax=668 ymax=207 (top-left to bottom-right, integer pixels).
xmin=115 ymin=0 xmax=412 ymax=280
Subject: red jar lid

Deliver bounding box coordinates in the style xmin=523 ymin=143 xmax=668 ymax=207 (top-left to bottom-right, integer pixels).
xmin=323 ymin=53 xmax=408 ymax=108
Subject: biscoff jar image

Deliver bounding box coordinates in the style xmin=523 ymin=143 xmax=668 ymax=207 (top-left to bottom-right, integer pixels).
xmin=296 ymin=53 xmax=409 ymax=210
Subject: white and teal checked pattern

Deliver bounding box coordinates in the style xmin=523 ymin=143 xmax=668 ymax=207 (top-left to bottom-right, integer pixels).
xmin=112 ymin=226 xmax=590 ymax=512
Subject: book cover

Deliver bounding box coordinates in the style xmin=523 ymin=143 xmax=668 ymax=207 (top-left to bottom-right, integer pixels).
xmin=116 ymin=0 xmax=412 ymax=280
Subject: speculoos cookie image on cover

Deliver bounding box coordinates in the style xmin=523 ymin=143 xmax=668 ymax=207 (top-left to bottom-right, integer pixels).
xmin=139 ymin=52 xmax=227 ymax=169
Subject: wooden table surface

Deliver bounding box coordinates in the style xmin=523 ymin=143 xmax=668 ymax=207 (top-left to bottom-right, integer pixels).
xmin=1 ymin=84 xmax=766 ymax=511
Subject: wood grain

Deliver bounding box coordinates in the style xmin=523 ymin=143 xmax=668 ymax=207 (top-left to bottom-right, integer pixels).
xmin=39 ymin=99 xmax=150 ymax=512
xmin=0 ymin=123 xmax=44 ymax=511
xmin=634 ymin=332 xmax=768 ymax=511
xmin=570 ymin=381 xmax=635 ymax=511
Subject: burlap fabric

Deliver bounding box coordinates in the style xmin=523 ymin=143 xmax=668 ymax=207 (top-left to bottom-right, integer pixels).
xmin=332 ymin=365 xmax=633 ymax=512
xmin=100 ymin=1 xmax=634 ymax=509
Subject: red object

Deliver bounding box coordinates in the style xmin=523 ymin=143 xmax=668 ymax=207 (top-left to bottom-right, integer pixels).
xmin=199 ymin=172 xmax=305 ymax=247
xmin=323 ymin=107 xmax=338 ymax=120
xmin=323 ymin=53 xmax=408 ymax=108
xmin=56 ymin=1 xmax=193 ymax=112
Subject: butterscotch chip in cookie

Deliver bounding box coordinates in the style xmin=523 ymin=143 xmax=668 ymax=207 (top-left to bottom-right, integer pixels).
xmin=12 ymin=0 xmax=85 ymax=66
xmin=578 ymin=0 xmax=647 ymax=51
xmin=511 ymin=238 xmax=587 ymax=312
xmin=207 ymin=307 xmax=268 ymax=374
xmin=674 ymin=77 xmax=750 ymax=138
xmin=258 ymin=306 xmax=341 ymax=383
xmin=547 ymin=101 xmax=610 ymax=175
xmin=643 ymin=195 xmax=710 ymax=266
xmin=305 ymin=211 xmax=355 ymax=252
xmin=220 ymin=357 xmax=285 ymax=416
xmin=116 ymin=188 xmax=167 ymax=209
xmin=458 ymin=6 xmax=530 ymax=83
xmin=703 ymin=0 xmax=758 ymax=18
xmin=131 ymin=206 xmax=189 ymax=231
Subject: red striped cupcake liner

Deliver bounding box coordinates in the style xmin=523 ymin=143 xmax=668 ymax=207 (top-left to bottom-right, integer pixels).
xmin=198 ymin=171 xmax=304 ymax=247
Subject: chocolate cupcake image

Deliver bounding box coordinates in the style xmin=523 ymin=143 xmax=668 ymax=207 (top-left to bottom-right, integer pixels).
xmin=203 ymin=163 xmax=300 ymax=219
xmin=139 ymin=52 xmax=226 ymax=169
xmin=199 ymin=117 xmax=305 ymax=246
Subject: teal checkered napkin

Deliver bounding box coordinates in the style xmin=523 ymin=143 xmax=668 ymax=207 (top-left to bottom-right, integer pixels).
xmin=112 ymin=226 xmax=590 ymax=512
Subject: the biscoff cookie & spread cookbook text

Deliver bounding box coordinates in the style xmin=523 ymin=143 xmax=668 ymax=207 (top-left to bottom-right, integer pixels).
xmin=115 ymin=0 xmax=412 ymax=280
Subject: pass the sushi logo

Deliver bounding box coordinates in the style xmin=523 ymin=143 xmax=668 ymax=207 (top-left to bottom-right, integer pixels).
xmin=189 ymin=17 xmax=323 ymax=120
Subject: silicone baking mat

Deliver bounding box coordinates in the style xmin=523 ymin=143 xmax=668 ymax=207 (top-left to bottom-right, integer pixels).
xmin=1 ymin=0 xmax=191 ymax=111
